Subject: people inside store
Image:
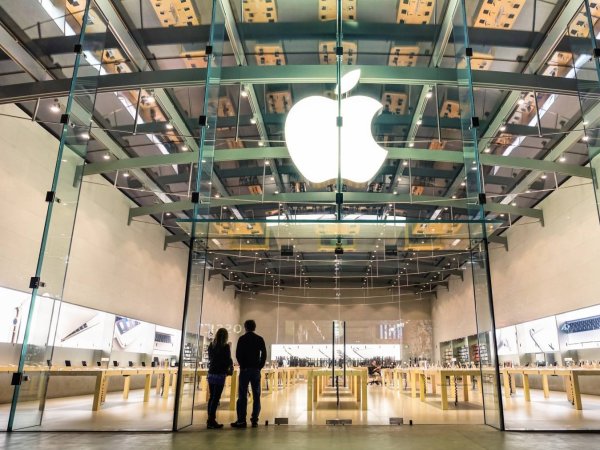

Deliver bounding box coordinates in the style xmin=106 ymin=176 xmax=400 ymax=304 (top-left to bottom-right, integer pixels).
xmin=231 ymin=319 xmax=267 ymax=428
xmin=206 ymin=327 xmax=233 ymax=429
xmin=368 ymin=360 xmax=382 ymax=385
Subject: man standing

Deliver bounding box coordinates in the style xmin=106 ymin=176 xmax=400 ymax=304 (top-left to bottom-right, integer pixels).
xmin=231 ymin=319 xmax=267 ymax=428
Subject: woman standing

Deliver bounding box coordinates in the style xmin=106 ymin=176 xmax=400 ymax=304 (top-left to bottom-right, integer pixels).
xmin=206 ymin=328 xmax=233 ymax=429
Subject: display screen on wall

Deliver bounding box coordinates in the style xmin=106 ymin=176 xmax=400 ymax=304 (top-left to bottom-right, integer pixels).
xmin=271 ymin=344 xmax=401 ymax=360
xmin=113 ymin=316 xmax=155 ymax=354
xmin=496 ymin=326 xmax=518 ymax=355
xmin=556 ymin=304 xmax=600 ymax=350
xmin=516 ymin=317 xmax=560 ymax=354
xmin=52 ymin=302 xmax=115 ymax=351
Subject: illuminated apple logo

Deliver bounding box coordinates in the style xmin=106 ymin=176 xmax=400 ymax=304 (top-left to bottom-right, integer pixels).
xmin=284 ymin=69 xmax=387 ymax=184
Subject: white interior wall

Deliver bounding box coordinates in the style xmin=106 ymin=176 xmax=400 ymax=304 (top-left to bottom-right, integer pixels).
xmin=431 ymin=178 xmax=600 ymax=361
xmin=0 ymin=104 xmax=196 ymax=330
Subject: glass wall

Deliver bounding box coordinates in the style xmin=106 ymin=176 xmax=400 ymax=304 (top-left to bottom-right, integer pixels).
xmin=0 ymin=0 xmax=599 ymax=433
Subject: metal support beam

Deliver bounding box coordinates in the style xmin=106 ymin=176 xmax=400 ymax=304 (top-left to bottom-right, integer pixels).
xmin=392 ymin=0 xmax=458 ymax=188
xmin=0 ymin=66 xmax=591 ymax=105
xmin=129 ymin=191 xmax=543 ymax=221
xmin=90 ymin=0 xmax=243 ymax=220
xmin=219 ymin=0 xmax=284 ymax=194
xmin=85 ymin=146 xmax=592 ymax=180
xmin=488 ymin=235 xmax=508 ymax=251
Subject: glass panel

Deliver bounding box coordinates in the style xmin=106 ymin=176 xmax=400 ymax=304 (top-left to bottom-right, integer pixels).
xmin=451 ymin=0 xmax=503 ymax=430
xmin=8 ymin=1 xmax=109 ymax=431
xmin=173 ymin=0 xmax=226 ymax=430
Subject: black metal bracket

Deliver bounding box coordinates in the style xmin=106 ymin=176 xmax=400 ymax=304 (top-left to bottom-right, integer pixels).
xmin=470 ymin=116 xmax=480 ymax=128
xmin=11 ymin=372 xmax=23 ymax=386
xmin=198 ymin=115 xmax=207 ymax=127
xmin=594 ymin=48 xmax=600 ymax=58
xmin=29 ymin=276 xmax=45 ymax=289
xmin=336 ymin=192 xmax=343 ymax=205
xmin=335 ymin=46 xmax=343 ymax=56
xmin=45 ymin=191 xmax=56 ymax=203
xmin=336 ymin=116 xmax=343 ymax=127
xmin=73 ymin=44 xmax=83 ymax=54
xmin=191 ymin=191 xmax=200 ymax=204
xmin=205 ymin=45 xmax=213 ymax=55
xmin=465 ymin=47 xmax=473 ymax=57
xmin=60 ymin=114 xmax=69 ymax=124
xmin=478 ymin=193 xmax=487 ymax=205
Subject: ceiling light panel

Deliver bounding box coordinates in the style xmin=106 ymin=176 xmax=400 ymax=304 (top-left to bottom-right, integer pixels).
xmin=150 ymin=0 xmax=200 ymax=27
xmin=397 ymin=0 xmax=435 ymax=24
xmin=319 ymin=41 xmax=357 ymax=65
xmin=243 ymin=0 xmax=278 ymax=23
xmin=255 ymin=44 xmax=286 ymax=66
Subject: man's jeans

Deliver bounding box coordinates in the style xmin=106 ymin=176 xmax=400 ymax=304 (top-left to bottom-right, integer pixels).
xmin=236 ymin=368 xmax=261 ymax=423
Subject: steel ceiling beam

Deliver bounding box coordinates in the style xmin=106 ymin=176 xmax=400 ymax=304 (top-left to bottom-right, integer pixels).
xmin=394 ymin=0 xmax=459 ymax=188
xmin=92 ymin=0 xmax=242 ymax=220
xmin=0 ymin=66 xmax=590 ymax=105
xmin=478 ymin=0 xmax=584 ymax=154
xmin=84 ymin=145 xmax=591 ymax=179
xmin=129 ymin=191 xmax=543 ymax=221
xmin=0 ymin=14 xmax=175 ymax=209
xmin=219 ymin=0 xmax=284 ymax=195
xmin=437 ymin=0 xmax=586 ymax=219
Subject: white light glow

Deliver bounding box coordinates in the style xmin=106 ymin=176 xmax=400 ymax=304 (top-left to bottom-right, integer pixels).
xmin=285 ymin=70 xmax=387 ymax=183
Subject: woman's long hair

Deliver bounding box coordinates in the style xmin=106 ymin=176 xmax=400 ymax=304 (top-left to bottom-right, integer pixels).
xmin=213 ymin=328 xmax=228 ymax=347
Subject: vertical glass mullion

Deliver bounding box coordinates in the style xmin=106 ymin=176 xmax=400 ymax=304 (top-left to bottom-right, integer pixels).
xmin=452 ymin=0 xmax=504 ymax=430
xmin=336 ymin=0 xmax=343 ymax=219
xmin=173 ymin=0 xmax=226 ymax=430
xmin=8 ymin=0 xmax=108 ymax=431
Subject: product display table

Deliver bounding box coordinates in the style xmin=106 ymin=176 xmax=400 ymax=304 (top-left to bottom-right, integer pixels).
xmin=1 ymin=365 xmax=177 ymax=411
xmin=503 ymin=367 xmax=600 ymax=410
xmin=415 ymin=368 xmax=485 ymax=410
xmin=306 ymin=368 xmax=368 ymax=411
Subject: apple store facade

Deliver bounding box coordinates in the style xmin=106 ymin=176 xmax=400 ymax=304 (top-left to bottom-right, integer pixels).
xmin=1 ymin=0 xmax=600 ymax=434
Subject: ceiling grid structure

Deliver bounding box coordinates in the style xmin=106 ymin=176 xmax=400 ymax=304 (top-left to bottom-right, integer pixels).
xmin=0 ymin=0 xmax=597 ymax=296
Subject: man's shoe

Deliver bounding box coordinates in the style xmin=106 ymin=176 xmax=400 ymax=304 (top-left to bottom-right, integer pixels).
xmin=207 ymin=420 xmax=224 ymax=429
xmin=251 ymin=420 xmax=258 ymax=428
xmin=230 ymin=421 xmax=247 ymax=428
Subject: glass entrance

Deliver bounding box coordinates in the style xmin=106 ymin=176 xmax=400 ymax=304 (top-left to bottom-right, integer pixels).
xmin=182 ymin=217 xmax=499 ymax=426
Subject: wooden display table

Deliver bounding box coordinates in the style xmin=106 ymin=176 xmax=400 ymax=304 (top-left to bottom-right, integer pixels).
xmin=416 ymin=368 xmax=484 ymax=410
xmin=503 ymin=367 xmax=600 ymax=410
xmin=2 ymin=365 xmax=177 ymax=411
xmin=306 ymin=368 xmax=367 ymax=411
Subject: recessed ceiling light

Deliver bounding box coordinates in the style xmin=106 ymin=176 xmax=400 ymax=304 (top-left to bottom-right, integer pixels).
xmin=425 ymin=91 xmax=433 ymax=99
xmin=274 ymin=190 xmax=279 ymax=194
xmin=559 ymin=156 xmax=566 ymax=162
xmin=181 ymin=145 xmax=189 ymax=151
xmin=517 ymin=98 xmax=525 ymax=105
xmin=393 ymin=190 xmax=397 ymax=195
xmin=416 ymin=119 xmax=422 ymax=126
xmin=511 ymin=202 xmax=517 ymax=206
xmin=123 ymin=172 xmax=130 ymax=178
xmin=165 ymin=212 xmax=171 ymax=216
xmin=451 ymin=195 xmax=457 ymax=199
xmin=484 ymin=147 xmax=491 ymax=153
xmin=103 ymin=153 xmax=110 ymax=160
xmin=258 ymin=141 xmax=265 ymax=147
xmin=250 ymin=117 xmax=257 ymax=124
xmin=402 ymin=161 xmax=409 ymax=166
xmin=541 ymin=174 xmax=547 ymax=179
xmin=499 ymin=124 xmax=507 ymax=132
xmin=50 ymin=100 xmax=60 ymax=113
xmin=166 ymin=122 xmax=174 ymax=130
xmin=80 ymin=132 xmax=90 ymax=140
xmin=214 ymin=193 xmax=220 ymax=198
xmin=408 ymin=142 xmax=414 ymax=148
xmin=582 ymin=135 xmax=589 ymax=142
xmin=241 ymin=88 xmax=248 ymax=98
xmin=460 ymin=181 xmax=466 ymax=187
xmin=270 ymin=176 xmax=275 ymax=181
xmin=265 ymin=160 xmax=270 ymax=166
